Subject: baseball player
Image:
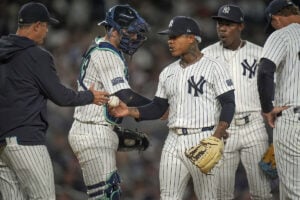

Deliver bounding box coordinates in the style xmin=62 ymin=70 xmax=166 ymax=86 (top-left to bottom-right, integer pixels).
xmin=68 ymin=5 xmax=151 ymax=200
xmin=110 ymin=16 xmax=235 ymax=200
xmin=0 ymin=2 xmax=108 ymax=200
xmin=257 ymin=0 xmax=300 ymax=199
xmin=202 ymin=5 xmax=273 ymax=199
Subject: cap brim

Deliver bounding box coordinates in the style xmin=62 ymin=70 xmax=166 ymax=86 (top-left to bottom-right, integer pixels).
xmin=211 ymin=16 xmax=242 ymax=23
xmin=49 ymin=17 xmax=59 ymax=24
xmin=157 ymin=29 xmax=180 ymax=36
xmin=264 ymin=20 xmax=275 ymax=34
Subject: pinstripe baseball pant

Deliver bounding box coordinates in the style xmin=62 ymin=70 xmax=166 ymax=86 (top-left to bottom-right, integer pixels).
xmin=68 ymin=121 xmax=119 ymax=200
xmin=273 ymin=107 xmax=300 ymax=199
xmin=159 ymin=129 xmax=217 ymax=200
xmin=217 ymin=112 xmax=272 ymax=200
xmin=0 ymin=137 xmax=55 ymax=200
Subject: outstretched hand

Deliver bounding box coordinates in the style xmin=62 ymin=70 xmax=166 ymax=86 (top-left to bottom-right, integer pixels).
xmin=262 ymin=106 xmax=289 ymax=128
xmin=109 ymin=100 xmax=130 ymax=117
xmin=89 ymin=83 xmax=109 ymax=105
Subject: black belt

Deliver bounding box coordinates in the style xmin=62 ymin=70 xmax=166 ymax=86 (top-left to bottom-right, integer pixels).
xmin=173 ymin=126 xmax=215 ymax=135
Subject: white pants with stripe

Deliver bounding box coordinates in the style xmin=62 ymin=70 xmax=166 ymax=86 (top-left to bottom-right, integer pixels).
xmin=0 ymin=137 xmax=55 ymax=200
xmin=273 ymin=107 xmax=300 ymax=199
xmin=159 ymin=129 xmax=217 ymax=200
xmin=217 ymin=112 xmax=272 ymax=200
xmin=68 ymin=121 xmax=119 ymax=200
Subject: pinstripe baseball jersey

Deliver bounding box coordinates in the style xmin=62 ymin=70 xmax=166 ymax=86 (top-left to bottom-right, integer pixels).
xmin=155 ymin=54 xmax=234 ymax=128
xmin=203 ymin=41 xmax=273 ymax=199
xmin=202 ymin=41 xmax=262 ymax=113
xmin=261 ymin=23 xmax=300 ymax=107
xmin=73 ymin=38 xmax=130 ymax=124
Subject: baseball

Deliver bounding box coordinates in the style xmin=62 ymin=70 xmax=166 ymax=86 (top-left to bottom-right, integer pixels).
xmin=108 ymin=96 xmax=120 ymax=107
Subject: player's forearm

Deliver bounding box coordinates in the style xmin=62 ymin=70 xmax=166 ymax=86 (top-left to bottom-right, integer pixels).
xmin=257 ymin=58 xmax=276 ymax=113
xmin=217 ymin=90 xmax=235 ymax=124
xmin=213 ymin=121 xmax=229 ymax=139
xmin=137 ymin=96 xmax=169 ymax=120
xmin=128 ymin=107 xmax=141 ymax=119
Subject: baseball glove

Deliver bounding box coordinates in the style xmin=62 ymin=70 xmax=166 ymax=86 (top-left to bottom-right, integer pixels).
xmin=185 ymin=136 xmax=224 ymax=174
xmin=259 ymin=143 xmax=278 ymax=179
xmin=113 ymin=126 xmax=149 ymax=152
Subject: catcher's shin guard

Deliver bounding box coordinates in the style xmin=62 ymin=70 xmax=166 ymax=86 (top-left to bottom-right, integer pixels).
xmin=87 ymin=171 xmax=121 ymax=200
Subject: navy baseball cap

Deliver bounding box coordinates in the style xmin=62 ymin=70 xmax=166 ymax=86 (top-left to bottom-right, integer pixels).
xmin=18 ymin=2 xmax=59 ymax=24
xmin=157 ymin=16 xmax=201 ymax=37
xmin=212 ymin=5 xmax=244 ymax=23
xmin=265 ymin=0 xmax=295 ymax=29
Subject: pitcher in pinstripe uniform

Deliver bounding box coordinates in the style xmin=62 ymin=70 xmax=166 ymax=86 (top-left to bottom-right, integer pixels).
xmin=110 ymin=16 xmax=235 ymax=200
xmin=202 ymin=5 xmax=273 ymax=199
xmin=68 ymin=5 xmax=152 ymax=200
xmin=257 ymin=0 xmax=300 ymax=199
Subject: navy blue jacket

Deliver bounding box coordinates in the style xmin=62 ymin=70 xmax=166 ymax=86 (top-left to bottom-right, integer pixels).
xmin=0 ymin=34 xmax=93 ymax=145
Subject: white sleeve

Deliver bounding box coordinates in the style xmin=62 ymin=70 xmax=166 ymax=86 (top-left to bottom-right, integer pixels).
xmin=212 ymin=62 xmax=235 ymax=96
xmin=262 ymin=31 xmax=287 ymax=67
xmin=94 ymin=51 xmax=130 ymax=94
xmin=155 ymin=70 xmax=167 ymax=99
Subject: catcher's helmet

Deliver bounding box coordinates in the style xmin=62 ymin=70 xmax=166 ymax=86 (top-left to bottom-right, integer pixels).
xmin=98 ymin=5 xmax=150 ymax=55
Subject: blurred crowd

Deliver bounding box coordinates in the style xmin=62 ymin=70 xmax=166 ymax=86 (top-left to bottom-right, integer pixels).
xmin=2 ymin=0 xmax=299 ymax=199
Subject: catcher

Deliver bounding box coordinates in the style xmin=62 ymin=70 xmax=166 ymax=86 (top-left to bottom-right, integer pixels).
xmin=68 ymin=5 xmax=153 ymax=200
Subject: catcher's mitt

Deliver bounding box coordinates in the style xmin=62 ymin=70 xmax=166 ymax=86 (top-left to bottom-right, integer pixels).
xmin=185 ymin=136 xmax=224 ymax=174
xmin=113 ymin=126 xmax=149 ymax=152
xmin=259 ymin=143 xmax=278 ymax=179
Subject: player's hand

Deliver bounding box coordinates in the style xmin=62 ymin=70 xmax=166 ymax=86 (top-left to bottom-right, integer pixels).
xmin=213 ymin=121 xmax=229 ymax=140
xmin=262 ymin=106 xmax=289 ymax=128
xmin=160 ymin=108 xmax=169 ymax=120
xmin=89 ymin=83 xmax=109 ymax=105
xmin=109 ymin=101 xmax=130 ymax=117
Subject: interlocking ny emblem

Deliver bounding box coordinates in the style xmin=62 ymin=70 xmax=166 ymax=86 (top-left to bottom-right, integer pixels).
xmin=241 ymin=59 xmax=257 ymax=79
xmin=222 ymin=6 xmax=230 ymax=14
xmin=188 ymin=75 xmax=206 ymax=97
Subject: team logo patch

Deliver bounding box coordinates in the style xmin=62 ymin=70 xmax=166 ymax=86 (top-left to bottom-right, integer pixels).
xmin=241 ymin=59 xmax=257 ymax=79
xmin=226 ymin=79 xmax=233 ymax=86
xmin=111 ymin=77 xmax=125 ymax=86
xmin=222 ymin=6 xmax=230 ymax=14
xmin=188 ymin=75 xmax=206 ymax=97
xmin=169 ymin=19 xmax=174 ymax=28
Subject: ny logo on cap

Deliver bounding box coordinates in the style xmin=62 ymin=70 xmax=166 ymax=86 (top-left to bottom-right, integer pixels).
xmin=169 ymin=19 xmax=174 ymax=28
xmin=222 ymin=6 xmax=230 ymax=14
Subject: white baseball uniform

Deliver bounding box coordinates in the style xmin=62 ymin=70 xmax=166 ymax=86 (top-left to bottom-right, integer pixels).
xmin=68 ymin=38 xmax=130 ymax=200
xmin=261 ymin=23 xmax=300 ymax=199
xmin=156 ymin=54 xmax=234 ymax=200
xmin=202 ymin=41 xmax=272 ymax=199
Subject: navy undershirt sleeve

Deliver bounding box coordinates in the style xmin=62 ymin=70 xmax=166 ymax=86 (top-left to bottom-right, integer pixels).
xmin=257 ymin=58 xmax=276 ymax=113
xmin=138 ymin=96 xmax=169 ymax=120
xmin=217 ymin=90 xmax=235 ymax=125
xmin=114 ymin=89 xmax=151 ymax=106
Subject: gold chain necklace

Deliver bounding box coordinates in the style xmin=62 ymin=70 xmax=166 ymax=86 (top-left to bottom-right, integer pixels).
xmin=222 ymin=40 xmax=243 ymax=62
